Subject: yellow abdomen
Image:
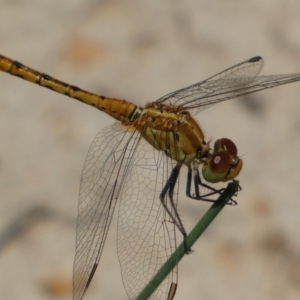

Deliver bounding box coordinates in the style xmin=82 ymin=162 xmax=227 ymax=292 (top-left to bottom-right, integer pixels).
xmin=0 ymin=54 xmax=138 ymax=123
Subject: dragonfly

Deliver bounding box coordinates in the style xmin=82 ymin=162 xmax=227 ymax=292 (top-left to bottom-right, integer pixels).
xmin=1 ymin=54 xmax=300 ymax=300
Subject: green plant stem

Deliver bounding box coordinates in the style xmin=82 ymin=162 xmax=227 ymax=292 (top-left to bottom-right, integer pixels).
xmin=135 ymin=180 xmax=240 ymax=300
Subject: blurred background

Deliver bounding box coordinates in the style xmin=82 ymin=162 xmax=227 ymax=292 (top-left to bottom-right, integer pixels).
xmin=0 ymin=1 xmax=300 ymax=299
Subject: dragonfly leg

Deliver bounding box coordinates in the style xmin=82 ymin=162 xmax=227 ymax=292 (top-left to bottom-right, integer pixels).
xmin=160 ymin=163 xmax=191 ymax=253
xmin=186 ymin=164 xmax=238 ymax=205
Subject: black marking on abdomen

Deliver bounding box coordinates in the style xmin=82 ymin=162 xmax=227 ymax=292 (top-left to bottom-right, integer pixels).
xmin=42 ymin=74 xmax=52 ymax=81
xmin=128 ymin=105 xmax=140 ymax=121
xmin=71 ymin=85 xmax=80 ymax=91
xmin=14 ymin=61 xmax=23 ymax=69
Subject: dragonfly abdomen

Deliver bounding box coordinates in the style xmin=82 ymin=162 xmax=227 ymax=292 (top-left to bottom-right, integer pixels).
xmin=0 ymin=54 xmax=139 ymax=123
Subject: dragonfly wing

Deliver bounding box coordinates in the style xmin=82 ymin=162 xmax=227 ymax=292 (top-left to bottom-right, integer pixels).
xmin=155 ymin=56 xmax=263 ymax=113
xmin=73 ymin=122 xmax=141 ymax=300
xmin=117 ymin=138 xmax=179 ymax=299
xmin=181 ymin=72 xmax=300 ymax=116
xmin=156 ymin=56 xmax=300 ymax=116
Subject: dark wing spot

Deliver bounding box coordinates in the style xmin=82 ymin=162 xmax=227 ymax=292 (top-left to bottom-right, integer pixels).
xmin=86 ymin=263 xmax=98 ymax=288
xmin=249 ymin=56 xmax=262 ymax=62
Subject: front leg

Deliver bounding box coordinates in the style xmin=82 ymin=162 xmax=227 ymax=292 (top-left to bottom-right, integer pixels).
xmin=186 ymin=163 xmax=238 ymax=205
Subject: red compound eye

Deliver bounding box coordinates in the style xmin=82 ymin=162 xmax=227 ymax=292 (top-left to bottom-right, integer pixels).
xmin=218 ymin=138 xmax=237 ymax=156
xmin=209 ymin=152 xmax=231 ymax=174
xmin=202 ymin=151 xmax=231 ymax=183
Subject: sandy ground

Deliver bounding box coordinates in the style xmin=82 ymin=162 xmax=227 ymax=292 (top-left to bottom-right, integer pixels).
xmin=0 ymin=1 xmax=300 ymax=299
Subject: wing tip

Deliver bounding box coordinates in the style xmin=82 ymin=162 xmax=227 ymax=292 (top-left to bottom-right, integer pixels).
xmin=249 ymin=56 xmax=262 ymax=63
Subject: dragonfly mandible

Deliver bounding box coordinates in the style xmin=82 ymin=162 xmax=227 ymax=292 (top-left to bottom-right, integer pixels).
xmin=1 ymin=54 xmax=300 ymax=300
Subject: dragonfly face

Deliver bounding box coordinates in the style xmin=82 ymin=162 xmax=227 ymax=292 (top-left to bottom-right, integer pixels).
xmin=202 ymin=138 xmax=243 ymax=183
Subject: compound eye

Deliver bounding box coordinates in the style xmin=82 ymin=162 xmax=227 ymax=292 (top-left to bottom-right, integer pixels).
xmin=217 ymin=138 xmax=238 ymax=156
xmin=202 ymin=151 xmax=231 ymax=183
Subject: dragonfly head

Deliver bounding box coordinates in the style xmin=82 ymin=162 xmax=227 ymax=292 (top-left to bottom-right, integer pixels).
xmin=202 ymin=138 xmax=242 ymax=183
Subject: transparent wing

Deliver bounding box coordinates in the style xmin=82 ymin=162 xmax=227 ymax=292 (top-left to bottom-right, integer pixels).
xmin=155 ymin=56 xmax=300 ymax=116
xmin=117 ymin=137 xmax=179 ymax=299
xmin=72 ymin=122 xmax=142 ymax=300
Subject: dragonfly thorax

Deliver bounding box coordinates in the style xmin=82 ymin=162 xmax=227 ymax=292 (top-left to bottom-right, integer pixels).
xmin=134 ymin=104 xmax=206 ymax=164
